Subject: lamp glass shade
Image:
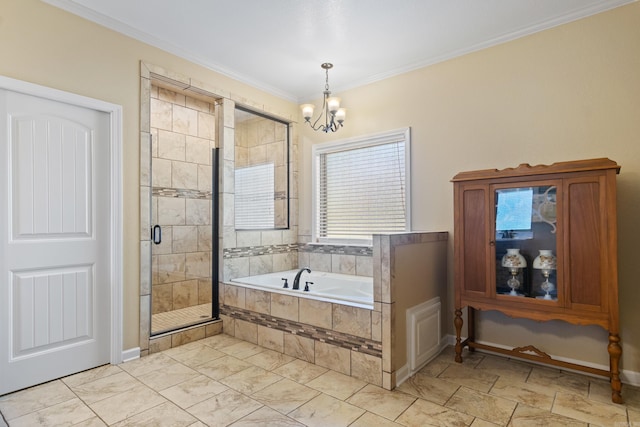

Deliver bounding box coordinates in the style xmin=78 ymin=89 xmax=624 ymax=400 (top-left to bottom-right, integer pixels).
xmin=501 ymin=248 xmax=526 ymax=268
xmin=327 ymin=97 xmax=341 ymax=114
xmin=301 ymin=104 xmax=315 ymax=120
xmin=533 ymin=250 xmax=556 ymax=270
xmin=335 ymin=108 xmax=346 ymax=123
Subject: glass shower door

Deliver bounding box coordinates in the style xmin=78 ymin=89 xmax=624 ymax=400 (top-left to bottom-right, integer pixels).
xmin=149 ymin=85 xmax=218 ymax=334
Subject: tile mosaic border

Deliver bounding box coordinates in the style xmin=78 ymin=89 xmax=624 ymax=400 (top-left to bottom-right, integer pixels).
xmin=299 ymin=244 xmax=373 ymax=257
xmin=153 ymin=187 xmax=213 ymax=199
xmin=220 ymin=305 xmax=382 ymax=358
xmin=223 ymin=244 xmax=299 ymax=259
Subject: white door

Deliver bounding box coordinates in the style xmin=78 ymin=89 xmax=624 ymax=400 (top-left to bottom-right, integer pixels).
xmin=0 ymin=89 xmax=111 ymax=395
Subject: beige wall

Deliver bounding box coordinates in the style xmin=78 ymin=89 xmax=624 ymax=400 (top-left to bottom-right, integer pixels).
xmin=0 ymin=0 xmax=298 ymax=350
xmin=300 ymin=3 xmax=640 ymax=374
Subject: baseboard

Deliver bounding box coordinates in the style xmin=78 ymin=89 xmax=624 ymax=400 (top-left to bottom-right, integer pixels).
xmin=445 ymin=334 xmax=640 ymax=387
xmin=121 ymin=347 xmax=140 ymax=363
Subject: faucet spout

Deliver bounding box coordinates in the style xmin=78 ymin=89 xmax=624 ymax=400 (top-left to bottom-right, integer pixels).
xmin=293 ymin=267 xmax=311 ymax=290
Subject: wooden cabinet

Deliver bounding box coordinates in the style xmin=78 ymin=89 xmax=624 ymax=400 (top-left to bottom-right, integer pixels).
xmin=452 ymin=158 xmax=622 ymax=403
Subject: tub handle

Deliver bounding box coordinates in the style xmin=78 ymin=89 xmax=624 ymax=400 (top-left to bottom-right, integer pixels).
xmin=281 ymin=278 xmax=289 ymax=288
xmin=304 ymin=281 xmax=313 ymax=292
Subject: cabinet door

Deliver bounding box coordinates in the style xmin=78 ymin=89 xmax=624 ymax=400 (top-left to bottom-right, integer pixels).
xmin=491 ymin=181 xmax=561 ymax=303
xmin=563 ymin=174 xmax=609 ymax=313
xmin=454 ymin=183 xmax=492 ymax=300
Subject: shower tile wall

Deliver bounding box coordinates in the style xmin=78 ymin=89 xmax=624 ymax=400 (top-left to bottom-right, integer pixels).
xmin=150 ymin=85 xmax=216 ymax=314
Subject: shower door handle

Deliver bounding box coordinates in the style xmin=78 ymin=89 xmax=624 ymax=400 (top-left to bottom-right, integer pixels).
xmin=152 ymin=225 xmax=162 ymax=245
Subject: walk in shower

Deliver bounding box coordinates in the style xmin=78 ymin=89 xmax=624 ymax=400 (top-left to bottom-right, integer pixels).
xmin=149 ymin=84 xmax=219 ymax=334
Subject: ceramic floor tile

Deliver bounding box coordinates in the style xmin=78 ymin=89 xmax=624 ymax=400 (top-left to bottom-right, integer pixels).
xmin=120 ymin=352 xmax=177 ymax=378
xmin=552 ymin=391 xmax=627 ymax=426
xmin=446 ymin=386 xmax=517 ymax=425
xmin=218 ymin=365 xmax=283 ymax=394
xmin=199 ymin=333 xmax=245 ymax=350
xmin=136 ymin=361 xmax=200 ymax=391
xmin=396 ymin=398 xmax=474 ymax=427
xmin=489 ymin=376 xmax=555 ymax=411
xmin=346 ymin=384 xmax=417 ymax=420
xmin=219 ymin=341 xmax=266 ymax=359
xmin=229 ymin=406 xmax=305 ymax=426
xmin=350 ymin=411 xmax=405 ymax=427
xmin=629 ymin=408 xmax=640 ymax=424
xmin=0 ymin=380 xmax=76 ymax=420
xmin=288 ymin=393 xmax=365 ymax=427
xmin=166 ymin=345 xmax=226 ymax=368
xmin=111 ymin=401 xmax=197 ymax=426
xmin=509 ymin=404 xmax=588 ymax=427
xmin=396 ymin=372 xmax=460 ymax=405
xmin=73 ymin=416 xmax=108 ymax=426
xmin=622 ymin=384 xmax=640 ymax=411
xmin=61 ymin=364 xmax=124 ymax=388
xmin=69 ymin=371 xmax=141 ymax=405
xmin=470 ymin=418 xmax=501 ymax=427
xmin=7 ymin=397 xmax=95 ymax=427
xmin=417 ymin=356 xmax=451 ymax=377
xmin=186 ymin=389 xmax=263 ymax=427
xmin=196 ymin=355 xmax=252 ymax=380
xmin=245 ymin=348 xmax=295 ymax=371
xmin=160 ymin=374 xmax=228 ymax=409
xmin=272 ymin=359 xmax=328 ymax=384
xmin=436 ymin=347 xmax=485 ymax=367
xmin=526 ymin=367 xmax=589 ymax=397
xmin=474 ymin=355 xmax=532 ymax=383
xmin=438 ymin=363 xmax=499 ymax=393
xmin=251 ymin=378 xmax=320 ymax=414
xmin=162 ymin=340 xmax=207 ymax=358
xmin=89 ymin=383 xmax=167 ymax=425
xmin=589 ymin=378 xmax=640 ymax=411
xmin=305 ymin=369 xmax=367 ymax=400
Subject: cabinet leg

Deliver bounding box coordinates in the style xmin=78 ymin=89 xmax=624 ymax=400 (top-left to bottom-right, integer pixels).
xmin=608 ymin=333 xmax=623 ymax=404
xmin=454 ymin=309 xmax=463 ymax=363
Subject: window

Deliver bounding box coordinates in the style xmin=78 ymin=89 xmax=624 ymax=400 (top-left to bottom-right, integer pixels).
xmin=235 ymin=163 xmax=275 ymax=229
xmin=312 ymin=128 xmax=411 ymax=244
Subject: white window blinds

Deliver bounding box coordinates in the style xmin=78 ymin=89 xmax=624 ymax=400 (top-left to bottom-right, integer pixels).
xmin=314 ymin=128 xmax=410 ymax=242
xmin=235 ymin=163 xmax=274 ymax=229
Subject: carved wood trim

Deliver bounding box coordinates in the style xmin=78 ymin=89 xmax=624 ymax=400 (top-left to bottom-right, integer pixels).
xmin=451 ymin=158 xmax=620 ymax=182
xmin=512 ymin=345 xmax=552 ymax=359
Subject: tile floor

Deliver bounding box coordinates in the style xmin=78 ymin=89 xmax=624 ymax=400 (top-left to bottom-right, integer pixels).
xmin=1 ymin=334 xmax=639 ymax=426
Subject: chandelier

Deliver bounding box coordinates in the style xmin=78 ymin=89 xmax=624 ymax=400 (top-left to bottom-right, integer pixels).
xmin=301 ymin=63 xmax=346 ymax=133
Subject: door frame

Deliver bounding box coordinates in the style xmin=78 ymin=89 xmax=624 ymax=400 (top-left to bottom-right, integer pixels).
xmin=0 ymin=75 xmax=124 ymax=364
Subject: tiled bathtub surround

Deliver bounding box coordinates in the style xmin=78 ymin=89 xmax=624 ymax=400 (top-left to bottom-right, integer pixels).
xmin=298 ymin=244 xmax=374 ymax=277
xmin=219 ymin=284 xmax=383 ymax=386
xmin=222 ymin=232 xmax=448 ymax=390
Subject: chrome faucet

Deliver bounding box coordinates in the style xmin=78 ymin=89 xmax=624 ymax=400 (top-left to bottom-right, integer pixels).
xmin=293 ymin=267 xmax=311 ymax=290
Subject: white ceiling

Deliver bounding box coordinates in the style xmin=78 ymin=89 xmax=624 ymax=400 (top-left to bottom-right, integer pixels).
xmin=45 ymin=0 xmax=634 ymax=102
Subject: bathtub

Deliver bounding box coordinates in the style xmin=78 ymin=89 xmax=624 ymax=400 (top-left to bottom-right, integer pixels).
xmin=230 ymin=269 xmax=373 ymax=309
